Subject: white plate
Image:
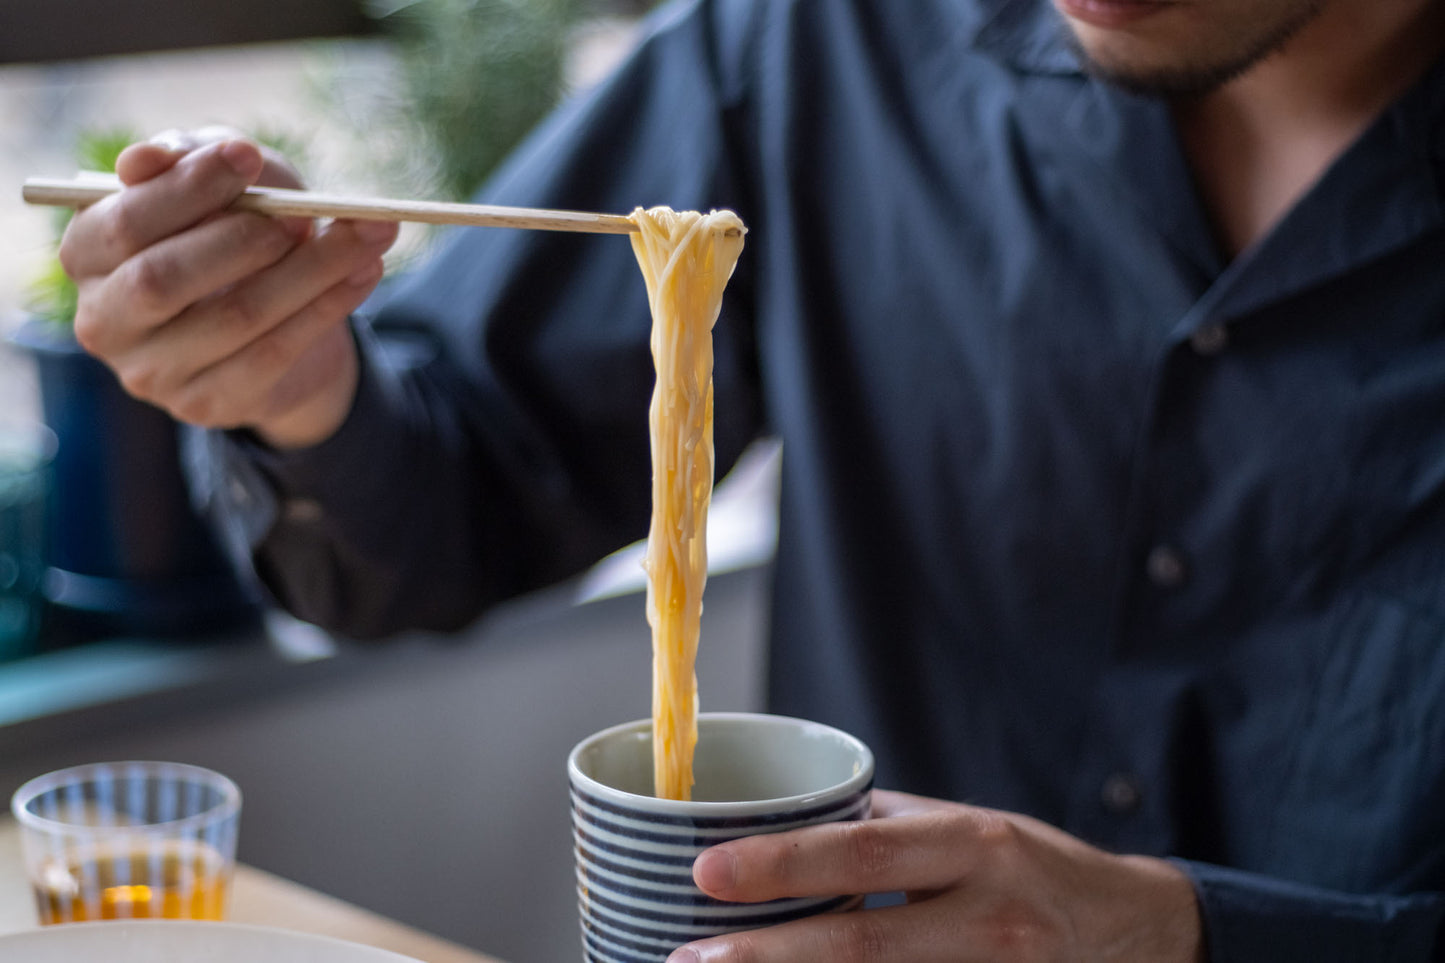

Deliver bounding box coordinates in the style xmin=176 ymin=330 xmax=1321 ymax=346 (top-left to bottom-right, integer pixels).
xmin=0 ymin=920 xmax=425 ymax=962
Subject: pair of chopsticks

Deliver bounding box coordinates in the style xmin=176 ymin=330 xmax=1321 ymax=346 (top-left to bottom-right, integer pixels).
xmin=23 ymin=173 xmax=646 ymax=236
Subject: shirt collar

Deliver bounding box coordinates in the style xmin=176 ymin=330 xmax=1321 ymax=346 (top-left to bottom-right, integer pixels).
xmin=968 ymin=0 xmax=1445 ymax=167
xmin=966 ymin=1 xmax=1445 ymax=241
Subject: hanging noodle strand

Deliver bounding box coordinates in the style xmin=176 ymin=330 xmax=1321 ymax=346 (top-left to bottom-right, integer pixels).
xmin=630 ymin=206 xmax=747 ymax=801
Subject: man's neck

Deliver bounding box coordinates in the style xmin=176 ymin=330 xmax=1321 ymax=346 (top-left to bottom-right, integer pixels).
xmin=1173 ymin=0 xmax=1445 ymax=260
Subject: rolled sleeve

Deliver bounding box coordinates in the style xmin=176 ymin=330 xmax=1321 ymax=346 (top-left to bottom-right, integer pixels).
xmin=183 ymin=322 xmax=470 ymax=635
xmin=1177 ymin=860 xmax=1445 ymax=962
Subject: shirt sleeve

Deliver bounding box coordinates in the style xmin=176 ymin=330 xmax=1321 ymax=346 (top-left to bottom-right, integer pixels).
xmin=187 ymin=0 xmax=766 ymax=638
xmin=1177 ymin=860 xmax=1445 ymax=961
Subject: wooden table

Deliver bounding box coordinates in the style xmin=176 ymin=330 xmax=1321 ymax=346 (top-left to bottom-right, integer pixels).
xmin=0 ymin=818 xmax=503 ymax=962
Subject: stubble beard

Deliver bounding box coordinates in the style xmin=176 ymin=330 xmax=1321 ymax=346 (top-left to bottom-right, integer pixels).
xmin=1063 ymin=0 xmax=1331 ymax=97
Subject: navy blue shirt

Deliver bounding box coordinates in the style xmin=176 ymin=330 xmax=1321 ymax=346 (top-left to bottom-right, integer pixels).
xmin=198 ymin=0 xmax=1445 ymax=957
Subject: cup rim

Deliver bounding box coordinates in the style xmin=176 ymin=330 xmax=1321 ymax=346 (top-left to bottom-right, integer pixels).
xmin=567 ymin=711 xmax=874 ymax=817
xmin=10 ymin=761 xmax=242 ymax=837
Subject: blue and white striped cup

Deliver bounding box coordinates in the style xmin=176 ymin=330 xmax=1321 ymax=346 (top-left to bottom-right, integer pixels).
xmin=568 ymin=712 xmax=874 ymax=963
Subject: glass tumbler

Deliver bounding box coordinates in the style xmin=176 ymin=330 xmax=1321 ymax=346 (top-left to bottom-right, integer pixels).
xmin=11 ymin=761 xmax=242 ymax=924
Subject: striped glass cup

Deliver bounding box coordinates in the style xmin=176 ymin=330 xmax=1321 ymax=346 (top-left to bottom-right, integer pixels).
xmin=568 ymin=712 xmax=874 ymax=963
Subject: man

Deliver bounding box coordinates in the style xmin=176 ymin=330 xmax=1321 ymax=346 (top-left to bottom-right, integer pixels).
xmin=57 ymin=0 xmax=1445 ymax=958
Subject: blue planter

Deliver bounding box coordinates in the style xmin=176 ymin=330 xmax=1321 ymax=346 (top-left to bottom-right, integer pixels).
xmin=10 ymin=319 xmax=260 ymax=643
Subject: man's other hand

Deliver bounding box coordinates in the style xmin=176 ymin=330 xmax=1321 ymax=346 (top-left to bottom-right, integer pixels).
xmin=670 ymin=789 xmax=1204 ymax=963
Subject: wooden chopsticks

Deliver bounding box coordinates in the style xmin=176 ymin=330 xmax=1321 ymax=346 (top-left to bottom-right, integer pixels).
xmin=22 ymin=173 xmax=642 ymax=236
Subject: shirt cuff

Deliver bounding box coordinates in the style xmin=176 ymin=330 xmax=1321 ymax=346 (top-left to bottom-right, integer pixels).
xmin=182 ymin=322 xmax=405 ymax=557
xmin=1176 ymin=859 xmax=1443 ymax=963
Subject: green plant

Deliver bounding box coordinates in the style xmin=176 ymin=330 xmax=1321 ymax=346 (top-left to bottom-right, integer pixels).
xmin=396 ymin=0 xmax=579 ymax=200
xmin=333 ymin=0 xmax=581 ymax=204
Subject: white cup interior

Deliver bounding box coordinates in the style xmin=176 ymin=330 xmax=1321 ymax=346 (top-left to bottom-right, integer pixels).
xmin=571 ymin=713 xmax=872 ymax=805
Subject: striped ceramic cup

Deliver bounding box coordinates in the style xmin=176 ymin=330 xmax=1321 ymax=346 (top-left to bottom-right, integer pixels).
xmin=568 ymin=712 xmax=874 ymax=963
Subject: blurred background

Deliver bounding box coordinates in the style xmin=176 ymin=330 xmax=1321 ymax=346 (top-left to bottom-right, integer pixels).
xmin=0 ymin=2 xmax=779 ymax=960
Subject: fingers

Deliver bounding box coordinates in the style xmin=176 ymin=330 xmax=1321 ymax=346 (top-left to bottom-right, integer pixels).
xmin=869 ymin=789 xmax=956 ymax=819
xmin=75 ymin=210 xmax=304 ymax=356
xmin=60 ymin=139 xmax=266 ymax=278
xmin=115 ymin=140 xmax=186 ymax=186
xmin=178 ymin=218 xmax=392 ymax=372
xmin=120 ymin=127 xmax=304 ymax=189
xmin=694 ymin=799 xmax=1012 ymax=902
xmin=114 ymin=127 xmax=234 ymax=185
xmin=168 ymin=270 xmax=379 ymax=433
xmin=98 ymin=218 xmax=396 ymax=419
xmin=670 ymin=900 xmax=964 ymax=963
xmin=84 ymin=215 xmax=386 ymax=358
xmin=111 ymin=129 xmax=311 ymax=263
xmin=683 ymin=798 xmax=1205 ymax=963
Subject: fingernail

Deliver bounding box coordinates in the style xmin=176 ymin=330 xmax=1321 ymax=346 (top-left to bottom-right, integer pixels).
xmin=220 ymin=140 xmax=262 ymax=179
xmin=353 ymin=219 xmax=398 ymax=244
xmin=666 ymin=949 xmax=701 ymax=963
xmin=694 ymin=849 xmax=736 ymax=894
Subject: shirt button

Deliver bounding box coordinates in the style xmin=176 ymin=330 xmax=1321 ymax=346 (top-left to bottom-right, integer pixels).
xmin=1145 ymin=545 xmax=1188 ymax=588
xmin=1101 ymin=773 xmax=1143 ymax=814
xmin=228 ymin=478 xmax=251 ymax=506
xmin=1189 ymin=323 xmax=1229 ymax=355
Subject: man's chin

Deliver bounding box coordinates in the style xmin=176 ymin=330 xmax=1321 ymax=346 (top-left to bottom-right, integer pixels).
xmin=1057 ymin=0 xmax=1330 ymax=97
xmin=1070 ymin=42 xmax=1257 ymax=97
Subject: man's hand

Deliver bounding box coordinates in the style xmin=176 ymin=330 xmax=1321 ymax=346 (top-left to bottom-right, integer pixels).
xmin=59 ymin=127 xmax=400 ymax=449
xmin=670 ymin=790 xmax=1203 ymax=963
